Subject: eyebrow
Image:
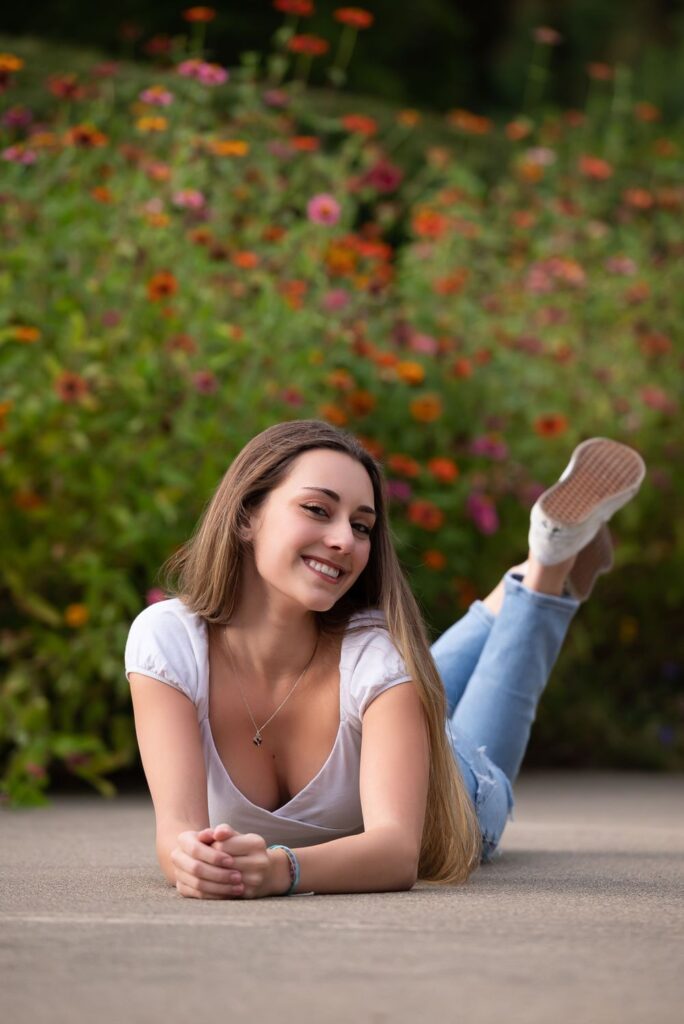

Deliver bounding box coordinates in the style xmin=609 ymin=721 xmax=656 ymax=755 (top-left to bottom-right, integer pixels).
xmin=300 ymin=487 xmax=376 ymax=517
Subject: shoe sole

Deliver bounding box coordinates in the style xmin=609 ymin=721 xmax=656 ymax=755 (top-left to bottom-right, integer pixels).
xmin=539 ymin=438 xmax=646 ymax=526
xmin=567 ymin=523 xmax=614 ymax=601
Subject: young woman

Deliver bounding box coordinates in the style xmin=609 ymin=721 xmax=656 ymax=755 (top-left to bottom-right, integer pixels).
xmin=125 ymin=420 xmax=645 ymax=900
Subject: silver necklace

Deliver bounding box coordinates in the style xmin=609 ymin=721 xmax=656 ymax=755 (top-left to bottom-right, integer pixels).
xmin=220 ymin=629 xmax=320 ymax=748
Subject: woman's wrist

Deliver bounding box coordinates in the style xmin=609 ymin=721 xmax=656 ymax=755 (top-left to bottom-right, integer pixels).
xmin=266 ymin=846 xmax=294 ymax=896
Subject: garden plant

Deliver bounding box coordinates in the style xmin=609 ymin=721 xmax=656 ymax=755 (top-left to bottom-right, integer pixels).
xmin=1 ymin=4 xmax=682 ymax=808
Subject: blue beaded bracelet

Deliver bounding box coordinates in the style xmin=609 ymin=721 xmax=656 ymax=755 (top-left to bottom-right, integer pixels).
xmin=267 ymin=844 xmax=300 ymax=895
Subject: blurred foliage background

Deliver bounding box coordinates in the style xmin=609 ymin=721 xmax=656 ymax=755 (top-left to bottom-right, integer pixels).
xmin=1 ymin=1 xmax=683 ymax=808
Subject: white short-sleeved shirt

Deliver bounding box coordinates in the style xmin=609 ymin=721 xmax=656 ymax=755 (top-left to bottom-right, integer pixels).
xmin=124 ymin=598 xmax=412 ymax=848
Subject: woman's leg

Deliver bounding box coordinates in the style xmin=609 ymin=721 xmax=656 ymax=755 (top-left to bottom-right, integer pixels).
xmin=431 ymin=555 xmax=580 ymax=862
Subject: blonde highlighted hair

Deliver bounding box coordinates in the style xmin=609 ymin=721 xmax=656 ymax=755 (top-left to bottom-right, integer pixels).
xmin=159 ymin=419 xmax=482 ymax=884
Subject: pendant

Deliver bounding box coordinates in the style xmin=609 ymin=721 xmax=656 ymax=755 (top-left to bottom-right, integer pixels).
xmin=253 ymin=731 xmax=263 ymax=748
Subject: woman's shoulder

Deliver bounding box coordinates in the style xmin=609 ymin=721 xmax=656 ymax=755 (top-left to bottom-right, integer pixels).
xmin=342 ymin=608 xmax=411 ymax=723
xmin=124 ymin=596 xmax=205 ymax=703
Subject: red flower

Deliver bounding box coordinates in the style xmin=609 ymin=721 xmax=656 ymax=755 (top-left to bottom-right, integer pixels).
xmin=274 ymin=0 xmax=314 ymax=14
xmin=408 ymin=500 xmax=445 ymax=531
xmin=147 ymin=270 xmax=178 ymax=300
xmin=341 ymin=113 xmax=377 ymax=136
xmin=182 ymin=7 xmax=216 ymax=22
xmin=287 ymin=34 xmax=329 ymax=56
xmin=55 ymin=371 xmax=90 ymax=403
xmin=334 ymin=8 xmax=374 ymax=29
xmin=578 ymin=154 xmax=614 ymax=180
xmin=533 ymin=413 xmax=568 ymax=437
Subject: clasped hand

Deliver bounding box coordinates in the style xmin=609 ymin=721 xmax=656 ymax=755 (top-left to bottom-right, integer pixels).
xmin=171 ymin=823 xmax=277 ymax=900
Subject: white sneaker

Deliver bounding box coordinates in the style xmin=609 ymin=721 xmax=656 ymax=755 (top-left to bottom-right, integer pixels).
xmin=528 ymin=438 xmax=646 ymax=566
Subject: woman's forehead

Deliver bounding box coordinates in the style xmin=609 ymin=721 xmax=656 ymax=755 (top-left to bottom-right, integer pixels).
xmin=285 ymin=448 xmax=374 ymax=496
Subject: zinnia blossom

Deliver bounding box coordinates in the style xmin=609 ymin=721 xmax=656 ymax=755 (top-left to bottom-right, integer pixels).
xmin=307 ymin=193 xmax=341 ymax=225
xmin=182 ymin=6 xmax=216 ymax=21
xmin=409 ymin=394 xmax=442 ymax=423
xmin=173 ymin=188 xmax=206 ymax=209
xmin=466 ymin=493 xmax=499 ymax=535
xmin=55 ymin=371 xmax=90 ymax=402
xmin=288 ymin=34 xmax=329 ymax=56
xmin=533 ymin=413 xmax=568 ymax=437
xmin=408 ymin=500 xmax=444 ymax=531
xmin=139 ymin=85 xmax=174 ymax=106
xmin=274 ymin=0 xmax=314 ymax=14
xmin=65 ymin=604 xmax=89 ymax=627
xmin=147 ymin=271 xmax=179 ymax=301
xmin=334 ymin=8 xmax=374 ymax=29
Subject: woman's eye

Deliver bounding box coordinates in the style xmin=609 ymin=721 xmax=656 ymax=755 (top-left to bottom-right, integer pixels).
xmin=301 ymin=505 xmax=371 ymax=536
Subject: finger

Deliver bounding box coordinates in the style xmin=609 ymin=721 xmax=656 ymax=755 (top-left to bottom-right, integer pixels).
xmin=175 ymin=868 xmax=244 ymax=899
xmin=177 ymin=833 xmax=236 ymax=870
xmin=215 ymin=833 xmax=267 ymax=856
xmin=172 ymin=850 xmax=244 ymax=888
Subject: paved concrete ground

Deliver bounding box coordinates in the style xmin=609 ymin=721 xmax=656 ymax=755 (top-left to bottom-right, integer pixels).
xmin=2 ymin=771 xmax=683 ymax=1024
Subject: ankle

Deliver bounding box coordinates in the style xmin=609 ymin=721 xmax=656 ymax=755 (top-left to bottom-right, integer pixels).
xmin=522 ymin=552 xmax=576 ymax=596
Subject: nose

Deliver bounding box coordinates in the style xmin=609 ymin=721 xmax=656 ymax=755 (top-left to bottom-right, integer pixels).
xmin=326 ymin=518 xmax=355 ymax=554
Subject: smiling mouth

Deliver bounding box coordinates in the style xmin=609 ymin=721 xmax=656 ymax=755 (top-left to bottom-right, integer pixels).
xmin=301 ymin=556 xmax=346 ymax=582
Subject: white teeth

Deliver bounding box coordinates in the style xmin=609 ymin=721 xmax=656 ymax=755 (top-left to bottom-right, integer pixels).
xmin=304 ymin=558 xmax=341 ymax=579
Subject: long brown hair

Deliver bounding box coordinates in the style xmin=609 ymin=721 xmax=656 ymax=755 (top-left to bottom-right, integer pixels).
xmin=159 ymin=419 xmax=483 ymax=883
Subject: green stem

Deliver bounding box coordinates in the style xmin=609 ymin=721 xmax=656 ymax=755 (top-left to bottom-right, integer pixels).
xmin=521 ymin=42 xmax=551 ymax=116
xmin=332 ymin=25 xmax=357 ymax=75
xmin=606 ymin=63 xmax=632 ymax=163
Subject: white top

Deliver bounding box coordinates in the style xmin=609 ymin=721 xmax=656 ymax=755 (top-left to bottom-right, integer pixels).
xmin=124 ymin=598 xmax=412 ymax=848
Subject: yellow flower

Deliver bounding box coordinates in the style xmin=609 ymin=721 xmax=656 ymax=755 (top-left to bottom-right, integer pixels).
xmin=136 ymin=116 xmax=168 ymax=134
xmin=65 ymin=604 xmax=89 ymax=628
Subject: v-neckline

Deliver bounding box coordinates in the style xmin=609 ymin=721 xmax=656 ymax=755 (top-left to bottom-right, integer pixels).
xmin=201 ymin=622 xmax=348 ymax=817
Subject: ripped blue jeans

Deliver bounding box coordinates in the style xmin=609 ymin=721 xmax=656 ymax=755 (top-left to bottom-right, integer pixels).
xmin=430 ymin=570 xmax=580 ymax=864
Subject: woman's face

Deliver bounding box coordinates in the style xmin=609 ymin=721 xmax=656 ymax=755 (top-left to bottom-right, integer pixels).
xmin=244 ymin=448 xmax=376 ymax=613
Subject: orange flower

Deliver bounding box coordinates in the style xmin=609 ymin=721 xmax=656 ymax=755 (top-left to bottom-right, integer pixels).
xmin=334 ymin=7 xmax=374 ymax=29
xmin=373 ymin=351 xmax=398 ymax=368
xmin=397 ymin=109 xmax=421 ymax=127
xmin=533 ymin=413 xmax=568 ymax=437
xmin=433 ymin=268 xmax=469 ymax=295
xmin=287 ymin=34 xmax=329 ymax=56
xmin=65 ymin=603 xmax=89 ymax=627
xmin=13 ymin=489 xmax=45 ymax=510
xmin=207 ymin=138 xmax=249 ymax=157
xmin=262 ymin=224 xmax=287 ymax=242
xmin=451 ymin=357 xmax=473 ymax=378
xmin=408 ymin=500 xmax=444 ymax=531
xmin=147 ymin=270 xmax=178 ymax=301
xmin=11 ymin=325 xmax=41 ymax=343
xmin=624 ymin=281 xmax=650 ymax=304
xmin=325 ymin=242 xmax=358 ymax=275
xmin=341 ymin=113 xmax=377 ymax=136
xmin=634 ymin=101 xmax=661 ymax=122
xmin=411 ymin=207 xmax=449 ymax=239
xmin=653 ymin=138 xmax=678 ymax=158
xmin=447 ymin=109 xmax=492 ymax=134
xmin=505 ymin=119 xmax=532 ymax=141
xmin=347 ymin=390 xmax=376 ymax=415
xmin=183 ymin=6 xmax=216 ymax=21
xmin=587 ymin=62 xmax=613 ymax=81
xmin=396 ymin=361 xmax=425 ymax=385
xmin=356 ymin=434 xmax=384 ymax=459
xmin=639 ymin=332 xmax=672 ymax=358
xmin=423 ymin=549 xmax=446 ymax=570
xmin=517 ymin=160 xmax=544 ymax=183
xmin=409 ymin=394 xmax=442 ymax=423
xmin=319 ymin=403 xmax=348 ymax=426
xmin=136 ymin=116 xmax=168 ymax=133
xmin=55 ymin=371 xmax=90 ymax=402
xmin=387 ymin=453 xmax=421 ymax=478
xmin=64 ymin=123 xmax=108 ymax=147
xmin=291 ymin=135 xmax=320 ymax=151
xmin=427 ymin=457 xmax=459 ymax=483
xmin=326 ymin=369 xmax=355 ymax=390
xmin=511 ymin=209 xmax=536 ymax=229
xmin=91 ymin=186 xmax=113 ymax=203
xmin=0 ymin=400 xmax=13 ymax=429
xmin=623 ymin=188 xmax=653 ymax=209
xmin=0 ymin=53 xmax=24 ymax=72
xmin=231 ymin=250 xmax=260 ymax=269
xmin=578 ymin=154 xmax=614 ymax=180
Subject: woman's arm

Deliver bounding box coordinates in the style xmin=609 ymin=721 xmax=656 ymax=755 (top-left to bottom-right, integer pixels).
xmin=270 ymin=679 xmax=431 ymax=894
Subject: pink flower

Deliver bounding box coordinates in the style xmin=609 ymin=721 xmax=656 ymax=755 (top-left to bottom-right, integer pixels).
xmin=139 ymin=85 xmax=174 ymax=106
xmin=173 ymin=188 xmax=206 ymax=210
xmin=101 ymin=310 xmax=121 ymax=327
xmin=197 ymin=63 xmax=229 ymax=86
xmin=605 ymin=255 xmax=637 ymax=275
xmin=192 ymin=370 xmax=219 ymax=394
xmin=466 ymin=493 xmax=499 ymax=534
xmin=307 ymin=193 xmax=341 ymax=226
xmin=387 ymin=479 xmax=412 ymax=503
xmin=2 ymin=105 xmax=33 ymax=128
xmin=262 ymin=89 xmax=289 ymax=107
xmin=146 ymin=588 xmax=168 ymax=604
xmin=280 ymin=387 xmax=304 ymax=406
xmin=524 ymin=146 xmax=557 ymax=166
xmin=3 ymin=145 xmax=37 ymax=164
xmin=409 ymin=332 xmax=439 ymax=355
xmin=322 ymin=288 xmax=350 ymax=311
xmin=469 ymin=434 xmax=509 ymax=461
